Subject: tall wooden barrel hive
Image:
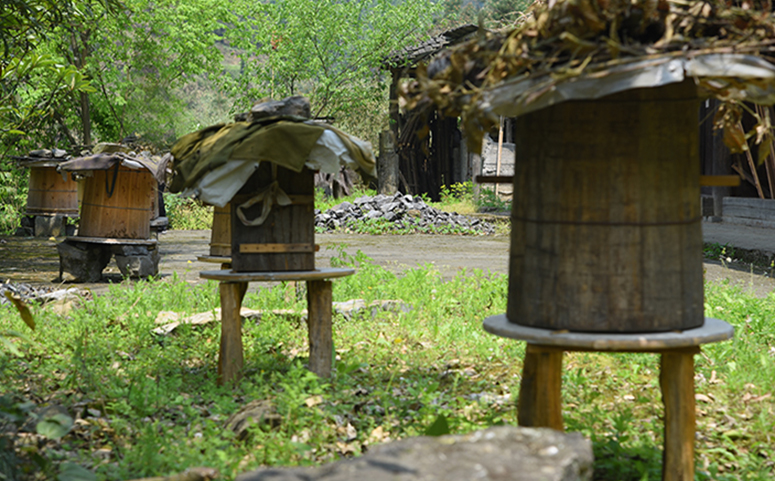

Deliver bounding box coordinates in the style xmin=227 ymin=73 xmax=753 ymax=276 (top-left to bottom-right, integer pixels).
xmin=231 ymin=165 xmax=315 ymax=272
xmin=26 ymin=166 xmax=79 ymax=216
xmin=78 ymin=166 xmax=156 ymax=239
xmin=209 ymin=203 xmax=232 ymax=257
xmin=508 ymin=81 xmax=704 ymax=333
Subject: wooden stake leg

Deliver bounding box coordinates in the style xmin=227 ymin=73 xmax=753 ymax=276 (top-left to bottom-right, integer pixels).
xmin=218 ymin=281 xmax=247 ymax=386
xmin=660 ymin=349 xmax=698 ymax=481
xmin=306 ymin=280 xmax=333 ymax=377
xmin=518 ymin=344 xmax=564 ymax=430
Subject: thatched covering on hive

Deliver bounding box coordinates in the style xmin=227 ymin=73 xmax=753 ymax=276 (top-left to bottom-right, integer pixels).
xmin=404 ymin=0 xmax=775 ymax=153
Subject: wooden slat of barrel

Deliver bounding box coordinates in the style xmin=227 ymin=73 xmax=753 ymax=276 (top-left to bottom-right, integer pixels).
xmin=210 ymin=203 xmax=232 ymax=257
xmin=508 ymin=80 xmax=703 ymax=333
xmin=78 ymin=167 xmax=155 ymax=239
xmin=26 ymin=166 xmax=78 ymax=215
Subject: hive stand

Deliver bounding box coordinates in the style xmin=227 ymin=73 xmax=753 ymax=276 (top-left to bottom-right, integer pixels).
xmin=57 ymin=237 xmax=159 ymax=282
xmin=484 ymin=315 xmax=734 ymax=481
xmin=200 ymin=268 xmax=354 ymax=385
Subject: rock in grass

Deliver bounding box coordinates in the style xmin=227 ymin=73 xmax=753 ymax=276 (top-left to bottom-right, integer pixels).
xmin=225 ymin=399 xmax=282 ymax=441
xmin=236 ymin=426 xmax=593 ymax=481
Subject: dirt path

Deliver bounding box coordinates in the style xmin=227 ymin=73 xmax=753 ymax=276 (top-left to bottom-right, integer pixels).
xmin=1 ymin=230 xmax=774 ymax=298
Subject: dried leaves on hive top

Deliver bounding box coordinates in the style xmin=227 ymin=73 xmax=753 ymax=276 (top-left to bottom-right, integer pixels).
xmin=404 ymin=0 xmax=775 ymax=152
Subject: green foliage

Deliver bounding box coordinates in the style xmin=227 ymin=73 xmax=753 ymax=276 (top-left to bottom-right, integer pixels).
xmin=163 ymin=193 xmax=213 ymax=230
xmin=704 ymin=242 xmax=736 ymax=261
xmin=224 ymin=0 xmax=440 ymax=145
xmin=476 ymin=187 xmax=511 ymax=213
xmin=1 ymin=256 xmax=774 ymax=479
xmin=0 ymin=166 xmax=28 ymax=235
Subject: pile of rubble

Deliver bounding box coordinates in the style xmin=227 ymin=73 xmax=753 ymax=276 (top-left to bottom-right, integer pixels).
xmin=0 ymin=281 xmax=86 ymax=307
xmin=314 ymin=192 xmax=495 ymax=235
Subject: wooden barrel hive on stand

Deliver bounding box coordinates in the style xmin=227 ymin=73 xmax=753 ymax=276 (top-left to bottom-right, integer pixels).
xmin=231 ymin=165 xmax=315 ymax=272
xmin=78 ymin=165 xmax=156 ymax=239
xmin=209 ymin=203 xmax=232 ymax=257
xmin=26 ymin=166 xmax=79 ymax=216
xmin=508 ymin=80 xmax=704 ymax=333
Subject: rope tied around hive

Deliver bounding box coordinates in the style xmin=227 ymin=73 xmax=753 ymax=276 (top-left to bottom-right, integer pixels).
xmin=235 ymin=164 xmax=293 ymax=227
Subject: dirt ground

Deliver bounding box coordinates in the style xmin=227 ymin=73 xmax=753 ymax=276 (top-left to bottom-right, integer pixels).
xmin=1 ymin=229 xmax=774 ymax=298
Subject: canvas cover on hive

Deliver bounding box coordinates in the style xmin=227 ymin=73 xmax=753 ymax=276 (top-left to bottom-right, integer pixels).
xmin=168 ymin=115 xmax=376 ymax=208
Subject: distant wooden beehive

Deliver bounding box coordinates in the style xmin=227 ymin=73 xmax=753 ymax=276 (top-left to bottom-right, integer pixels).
xmin=26 ymin=165 xmax=79 ymax=216
xmin=230 ymin=165 xmax=315 ymax=272
xmin=78 ymin=166 xmax=156 ymax=239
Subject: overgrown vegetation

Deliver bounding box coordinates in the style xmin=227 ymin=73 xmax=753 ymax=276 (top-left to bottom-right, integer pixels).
xmin=163 ymin=193 xmax=213 ymax=231
xmin=1 ymin=250 xmax=773 ymax=480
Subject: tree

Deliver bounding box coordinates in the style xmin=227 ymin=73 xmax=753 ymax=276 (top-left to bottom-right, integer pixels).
xmin=0 ymin=1 xmax=122 ymax=146
xmin=224 ymin=0 xmax=440 ymax=143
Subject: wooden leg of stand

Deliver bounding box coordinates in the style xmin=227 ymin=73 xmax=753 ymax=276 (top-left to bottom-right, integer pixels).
xmin=218 ymin=281 xmax=247 ymax=386
xmin=660 ymin=348 xmax=699 ymax=481
xmin=518 ymin=344 xmax=564 ymax=431
xmin=307 ymin=280 xmax=333 ymax=377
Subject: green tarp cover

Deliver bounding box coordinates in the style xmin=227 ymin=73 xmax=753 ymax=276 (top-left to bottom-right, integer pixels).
xmin=169 ymin=117 xmax=375 ymax=194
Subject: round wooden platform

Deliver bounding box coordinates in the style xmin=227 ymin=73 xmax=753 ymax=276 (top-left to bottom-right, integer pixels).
xmin=483 ymin=315 xmax=734 ymax=351
xmin=200 ymin=267 xmax=355 ymax=283
xmin=66 ymin=236 xmax=157 ymax=246
xmin=197 ymin=255 xmax=232 ymax=264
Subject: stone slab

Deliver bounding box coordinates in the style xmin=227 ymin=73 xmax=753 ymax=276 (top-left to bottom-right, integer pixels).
xmin=236 ymin=426 xmax=593 ymax=481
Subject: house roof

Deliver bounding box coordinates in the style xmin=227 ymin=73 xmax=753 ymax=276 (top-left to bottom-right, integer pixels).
xmin=383 ymin=24 xmax=479 ymax=70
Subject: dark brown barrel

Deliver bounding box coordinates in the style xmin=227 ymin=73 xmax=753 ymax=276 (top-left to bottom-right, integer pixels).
xmin=508 ymin=81 xmax=703 ymax=333
xmin=78 ymin=166 xmax=156 ymax=239
xmin=209 ymin=203 xmax=232 ymax=257
xmin=231 ymin=165 xmax=315 ymax=272
xmin=26 ymin=166 xmax=78 ymax=215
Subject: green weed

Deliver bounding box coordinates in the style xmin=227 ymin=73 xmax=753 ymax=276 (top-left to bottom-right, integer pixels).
xmin=0 ymin=254 xmax=773 ymax=480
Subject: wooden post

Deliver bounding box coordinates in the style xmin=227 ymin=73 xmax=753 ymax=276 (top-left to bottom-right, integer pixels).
xmin=660 ymin=348 xmax=699 ymax=481
xmin=378 ymin=130 xmax=399 ymax=195
xmin=307 ymin=280 xmax=333 ymax=377
xmin=517 ymin=344 xmax=564 ymax=430
xmin=471 ymin=151 xmax=482 ymax=204
xmin=218 ymin=281 xmax=247 ymax=385
xmin=495 ymin=116 xmax=504 ymax=196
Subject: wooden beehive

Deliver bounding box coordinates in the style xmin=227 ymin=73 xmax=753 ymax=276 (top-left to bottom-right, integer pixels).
xmin=507 ymin=81 xmax=704 ymax=333
xmin=230 ymin=165 xmax=315 ymax=272
xmin=209 ymin=203 xmax=232 ymax=257
xmin=78 ymin=165 xmax=156 ymax=239
xmin=26 ymin=165 xmax=79 ymax=216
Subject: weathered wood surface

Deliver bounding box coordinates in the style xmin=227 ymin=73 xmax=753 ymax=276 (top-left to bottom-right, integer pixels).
xmin=200 ymin=268 xmax=354 ymax=283
xmin=722 ymin=197 xmax=775 ymax=228
xmin=79 ymin=167 xmax=156 ymax=239
xmin=307 ymin=280 xmax=333 ymax=377
xmin=218 ymin=281 xmax=248 ymax=385
xmin=518 ymin=345 xmax=563 ymax=430
xmin=378 ymin=130 xmax=399 ymax=195
xmin=483 ymin=315 xmax=733 ymax=351
xmin=65 ymin=236 xmax=157 ymax=246
xmin=661 ymin=349 xmax=699 ymax=481
xmin=26 ymin=166 xmax=79 ymax=215
xmin=509 ymin=81 xmax=703 ymax=332
xmin=231 ymin=166 xmax=315 ymax=272
xmin=209 ymin=203 xmax=231 ymax=257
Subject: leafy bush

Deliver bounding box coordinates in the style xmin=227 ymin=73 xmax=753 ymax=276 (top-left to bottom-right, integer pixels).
xmin=163 ymin=193 xmax=213 ymax=230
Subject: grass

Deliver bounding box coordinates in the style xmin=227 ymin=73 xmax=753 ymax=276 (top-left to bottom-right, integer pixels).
xmin=1 ymin=250 xmax=774 ymax=480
